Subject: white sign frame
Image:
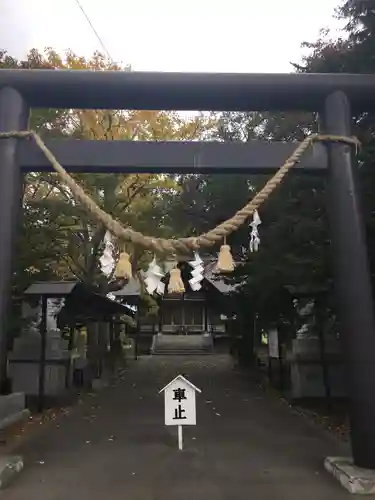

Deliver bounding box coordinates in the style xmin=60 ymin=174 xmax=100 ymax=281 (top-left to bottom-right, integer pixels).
xmin=159 ymin=374 xmax=201 ymax=450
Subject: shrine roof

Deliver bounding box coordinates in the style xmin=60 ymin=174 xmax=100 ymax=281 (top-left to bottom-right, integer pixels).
xmin=112 ymin=278 xmax=142 ymax=297
xmin=202 ymin=261 xmax=238 ymax=294
xmin=23 ymin=280 xmax=135 ymax=319
xmin=24 ymin=280 xmax=78 ymax=296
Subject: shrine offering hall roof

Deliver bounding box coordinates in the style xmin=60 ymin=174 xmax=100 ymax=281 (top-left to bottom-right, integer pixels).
xmin=24 ymin=281 xmax=135 ymax=318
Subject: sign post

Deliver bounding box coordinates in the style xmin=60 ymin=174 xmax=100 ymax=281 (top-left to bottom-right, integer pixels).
xmin=159 ymin=374 xmax=201 ymax=450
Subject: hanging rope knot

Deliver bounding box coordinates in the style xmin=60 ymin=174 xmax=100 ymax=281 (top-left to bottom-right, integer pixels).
xmin=0 ymin=130 xmax=360 ymax=258
xmin=168 ymin=267 xmax=185 ymax=294
xmin=114 ymin=251 xmax=133 ymax=280
xmin=314 ymin=134 xmax=360 ymax=149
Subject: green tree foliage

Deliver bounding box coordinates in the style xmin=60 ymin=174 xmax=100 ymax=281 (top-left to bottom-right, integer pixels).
xmin=1 ymin=48 xmax=216 ymax=338
xmin=167 ymin=0 xmax=375 ymax=333
xmin=165 ymin=111 xmax=326 ymax=329
xmin=296 ymin=0 xmax=375 ymax=285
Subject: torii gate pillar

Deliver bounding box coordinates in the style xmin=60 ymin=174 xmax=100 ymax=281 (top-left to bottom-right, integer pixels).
xmin=0 ymin=87 xmax=29 ymax=392
xmin=324 ymin=91 xmax=375 ymax=469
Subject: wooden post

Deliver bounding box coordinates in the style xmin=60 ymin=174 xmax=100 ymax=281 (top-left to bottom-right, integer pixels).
xmin=178 ymin=425 xmax=183 ymax=451
xmin=324 ymin=91 xmax=375 ymax=468
xmin=135 ymin=298 xmax=140 ymax=360
xmin=0 ymin=88 xmax=29 ymax=393
xmin=38 ymin=296 xmax=48 ymax=412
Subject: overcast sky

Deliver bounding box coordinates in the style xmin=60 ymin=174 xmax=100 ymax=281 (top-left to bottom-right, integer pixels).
xmin=1 ymin=0 xmax=344 ymax=72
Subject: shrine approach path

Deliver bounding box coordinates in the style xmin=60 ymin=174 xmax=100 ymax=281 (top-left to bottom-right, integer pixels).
xmin=3 ymin=355 xmax=352 ymax=500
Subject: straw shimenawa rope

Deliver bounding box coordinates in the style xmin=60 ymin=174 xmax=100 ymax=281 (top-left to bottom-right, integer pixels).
xmin=0 ymin=130 xmax=360 ymax=255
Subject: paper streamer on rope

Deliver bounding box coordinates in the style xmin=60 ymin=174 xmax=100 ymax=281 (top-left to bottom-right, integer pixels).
xmin=99 ymin=231 xmax=116 ymax=277
xmin=145 ymin=257 xmax=165 ymax=295
xmin=249 ymin=210 xmax=261 ymax=252
xmin=189 ymin=253 xmax=204 ymax=291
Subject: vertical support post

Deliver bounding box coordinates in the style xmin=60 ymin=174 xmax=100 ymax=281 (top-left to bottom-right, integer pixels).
xmin=323 ymin=91 xmax=375 ymax=469
xmin=0 ymin=88 xmax=29 ymax=393
xmin=135 ymin=298 xmax=140 ymax=360
xmin=68 ymin=326 xmax=75 ymax=352
xmin=178 ymin=425 xmax=183 ymax=451
xmin=66 ymin=325 xmax=75 ymax=388
xmin=277 ymin=326 xmax=284 ymax=392
xmin=204 ymin=301 xmax=208 ymax=332
xmin=38 ymin=296 xmax=47 ymax=413
xmin=158 ymin=298 xmax=163 ymax=334
xmin=109 ymin=320 xmax=114 ymax=348
xmin=181 ymin=293 xmax=185 ymax=333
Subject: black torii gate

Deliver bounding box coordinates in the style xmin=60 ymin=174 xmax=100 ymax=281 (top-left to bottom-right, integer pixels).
xmin=1 ymin=70 xmax=375 ymax=468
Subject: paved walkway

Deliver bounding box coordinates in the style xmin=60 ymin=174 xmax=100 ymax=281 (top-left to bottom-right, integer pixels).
xmin=3 ymin=355 xmax=353 ymax=499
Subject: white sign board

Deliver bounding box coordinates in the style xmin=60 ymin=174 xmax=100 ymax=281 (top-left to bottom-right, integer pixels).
xmin=268 ymin=328 xmax=279 ymax=358
xmin=160 ymin=375 xmax=201 ymax=449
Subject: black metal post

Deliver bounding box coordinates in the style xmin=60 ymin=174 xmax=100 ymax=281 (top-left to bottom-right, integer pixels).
xmin=323 ymin=91 xmax=375 ymax=469
xmin=0 ymin=87 xmax=29 ymax=393
xmin=38 ymin=296 xmax=47 ymax=413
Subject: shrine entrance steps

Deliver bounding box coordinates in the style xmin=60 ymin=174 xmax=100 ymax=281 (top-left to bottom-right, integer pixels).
xmin=151 ymin=334 xmax=213 ymax=355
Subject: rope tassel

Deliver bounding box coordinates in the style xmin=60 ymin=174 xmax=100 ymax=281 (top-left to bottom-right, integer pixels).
xmin=114 ymin=251 xmax=133 ymax=280
xmin=215 ymin=243 xmax=235 ymax=273
xmin=168 ymin=267 xmax=185 ymax=294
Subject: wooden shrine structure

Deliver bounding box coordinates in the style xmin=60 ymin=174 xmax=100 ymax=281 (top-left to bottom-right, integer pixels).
xmin=114 ymin=260 xmax=234 ymax=337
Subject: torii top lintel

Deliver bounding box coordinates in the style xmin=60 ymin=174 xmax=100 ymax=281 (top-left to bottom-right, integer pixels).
xmin=0 ymin=70 xmax=375 ymax=112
